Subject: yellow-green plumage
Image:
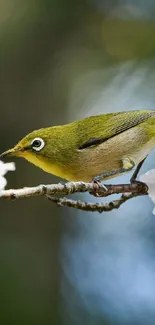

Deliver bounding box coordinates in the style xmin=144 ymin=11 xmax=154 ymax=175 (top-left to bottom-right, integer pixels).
xmin=1 ymin=110 xmax=155 ymax=181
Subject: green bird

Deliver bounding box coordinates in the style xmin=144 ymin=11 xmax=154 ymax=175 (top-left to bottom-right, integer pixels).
xmin=1 ymin=110 xmax=155 ymax=182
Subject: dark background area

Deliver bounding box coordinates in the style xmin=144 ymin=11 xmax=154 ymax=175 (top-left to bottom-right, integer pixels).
xmin=1 ymin=1 xmax=155 ymax=324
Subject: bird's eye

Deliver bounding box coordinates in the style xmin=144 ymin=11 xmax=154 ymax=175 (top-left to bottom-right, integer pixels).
xmin=31 ymin=138 xmax=45 ymax=151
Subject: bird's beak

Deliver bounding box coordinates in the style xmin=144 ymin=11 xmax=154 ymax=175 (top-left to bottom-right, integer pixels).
xmin=0 ymin=147 xmax=22 ymax=158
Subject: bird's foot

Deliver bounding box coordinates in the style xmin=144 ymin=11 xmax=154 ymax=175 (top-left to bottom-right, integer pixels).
xmin=90 ymin=178 xmax=108 ymax=197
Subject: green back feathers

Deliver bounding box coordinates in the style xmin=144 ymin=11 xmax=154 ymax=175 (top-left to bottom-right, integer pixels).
xmin=75 ymin=110 xmax=155 ymax=149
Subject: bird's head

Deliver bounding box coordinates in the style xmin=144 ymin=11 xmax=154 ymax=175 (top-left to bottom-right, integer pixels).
xmin=0 ymin=127 xmax=66 ymax=176
xmin=0 ymin=125 xmax=76 ymax=179
xmin=0 ymin=128 xmax=50 ymax=160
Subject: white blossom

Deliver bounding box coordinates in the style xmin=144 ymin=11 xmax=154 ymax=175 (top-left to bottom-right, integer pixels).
xmin=0 ymin=160 xmax=16 ymax=190
xmin=140 ymin=169 xmax=155 ymax=215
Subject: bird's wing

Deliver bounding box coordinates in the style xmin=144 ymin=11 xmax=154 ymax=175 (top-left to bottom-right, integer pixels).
xmin=78 ymin=110 xmax=155 ymax=150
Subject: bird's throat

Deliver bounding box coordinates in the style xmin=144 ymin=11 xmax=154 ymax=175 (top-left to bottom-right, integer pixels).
xmin=20 ymin=151 xmax=67 ymax=179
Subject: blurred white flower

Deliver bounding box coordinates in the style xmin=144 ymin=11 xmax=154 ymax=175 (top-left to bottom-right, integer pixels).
xmin=0 ymin=160 xmax=15 ymax=190
xmin=140 ymin=169 xmax=155 ymax=215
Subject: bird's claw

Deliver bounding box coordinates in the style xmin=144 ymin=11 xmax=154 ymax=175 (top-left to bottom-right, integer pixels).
xmin=90 ymin=179 xmax=108 ymax=197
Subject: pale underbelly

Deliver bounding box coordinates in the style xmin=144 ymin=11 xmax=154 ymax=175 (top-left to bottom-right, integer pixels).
xmin=71 ymin=128 xmax=155 ymax=181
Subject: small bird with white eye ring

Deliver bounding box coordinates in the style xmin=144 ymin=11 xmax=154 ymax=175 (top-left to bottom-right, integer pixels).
xmin=1 ymin=109 xmax=155 ymax=183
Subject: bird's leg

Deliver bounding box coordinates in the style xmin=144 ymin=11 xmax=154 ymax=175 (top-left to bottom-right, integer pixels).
xmin=91 ymin=157 xmax=135 ymax=197
xmin=92 ymin=157 xmax=135 ymax=182
xmin=130 ymin=156 xmax=147 ymax=185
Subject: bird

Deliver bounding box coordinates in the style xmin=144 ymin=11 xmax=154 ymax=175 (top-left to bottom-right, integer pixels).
xmin=1 ymin=110 xmax=155 ymax=183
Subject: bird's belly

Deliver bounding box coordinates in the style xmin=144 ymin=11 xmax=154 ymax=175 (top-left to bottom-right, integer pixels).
xmin=73 ymin=127 xmax=155 ymax=181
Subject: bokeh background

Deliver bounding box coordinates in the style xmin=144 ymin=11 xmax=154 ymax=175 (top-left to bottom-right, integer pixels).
xmin=1 ymin=0 xmax=155 ymax=324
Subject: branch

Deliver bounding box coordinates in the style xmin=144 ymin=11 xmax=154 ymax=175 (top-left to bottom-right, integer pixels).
xmin=47 ymin=192 xmax=142 ymax=212
xmin=0 ymin=181 xmax=148 ymax=213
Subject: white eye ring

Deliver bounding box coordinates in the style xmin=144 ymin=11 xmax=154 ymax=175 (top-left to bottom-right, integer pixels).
xmin=31 ymin=137 xmax=45 ymax=151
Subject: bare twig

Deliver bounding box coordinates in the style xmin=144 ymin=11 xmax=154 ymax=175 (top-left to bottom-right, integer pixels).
xmin=0 ymin=181 xmax=148 ymax=199
xmin=0 ymin=180 xmax=148 ymax=212
xmin=46 ymin=192 xmax=143 ymax=213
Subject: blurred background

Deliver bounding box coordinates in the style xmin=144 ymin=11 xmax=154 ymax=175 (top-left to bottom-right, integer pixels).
xmin=1 ymin=0 xmax=155 ymax=324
